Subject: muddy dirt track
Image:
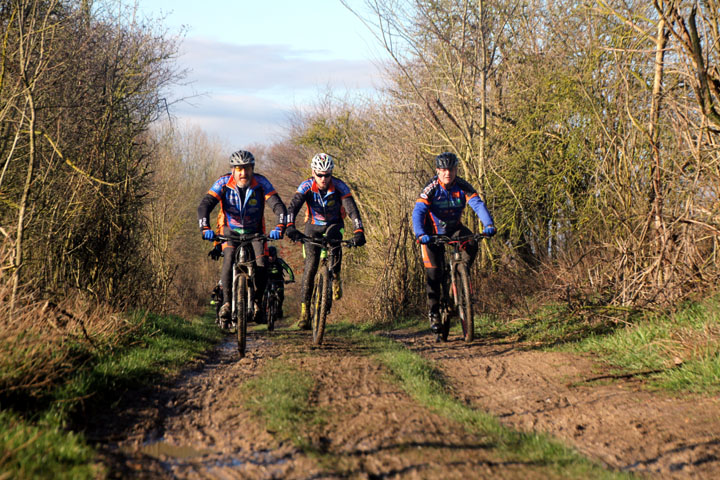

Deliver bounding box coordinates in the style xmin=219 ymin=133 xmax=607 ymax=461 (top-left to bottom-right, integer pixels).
xmin=85 ymin=319 xmax=720 ymax=479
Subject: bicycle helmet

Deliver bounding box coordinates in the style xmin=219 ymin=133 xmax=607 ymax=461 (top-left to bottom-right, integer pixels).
xmin=229 ymin=149 xmax=255 ymax=166
xmin=435 ymin=152 xmax=458 ymax=169
xmin=311 ymin=153 xmax=334 ymax=172
xmin=268 ymin=245 xmax=277 ymax=257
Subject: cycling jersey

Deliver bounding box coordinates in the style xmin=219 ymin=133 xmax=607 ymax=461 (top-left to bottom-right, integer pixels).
xmin=412 ymin=176 xmax=493 ymax=236
xmin=286 ymin=177 xmax=363 ymax=233
xmin=198 ymin=172 xmax=286 ymax=234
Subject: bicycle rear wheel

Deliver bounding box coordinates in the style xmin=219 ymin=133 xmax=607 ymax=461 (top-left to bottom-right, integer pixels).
xmin=454 ymin=264 xmax=474 ymax=342
xmin=236 ymin=274 xmax=248 ymax=356
xmin=311 ymin=268 xmax=330 ymax=345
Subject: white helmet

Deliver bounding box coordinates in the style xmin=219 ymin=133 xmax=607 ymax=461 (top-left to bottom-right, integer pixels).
xmin=311 ymin=153 xmax=334 ymax=172
xmin=229 ymin=149 xmax=255 ymax=166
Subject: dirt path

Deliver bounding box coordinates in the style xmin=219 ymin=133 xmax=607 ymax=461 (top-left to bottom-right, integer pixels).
xmin=87 ymin=324 xmax=558 ymax=479
xmin=388 ymin=329 xmax=720 ymax=479
xmin=86 ymin=319 xmax=720 ymax=479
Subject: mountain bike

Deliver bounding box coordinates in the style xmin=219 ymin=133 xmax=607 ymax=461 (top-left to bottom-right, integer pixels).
xmin=299 ymin=232 xmax=355 ymax=346
xmin=429 ymin=233 xmax=489 ymax=343
xmin=215 ymin=231 xmax=267 ymax=357
xmin=262 ymin=278 xmax=292 ymax=332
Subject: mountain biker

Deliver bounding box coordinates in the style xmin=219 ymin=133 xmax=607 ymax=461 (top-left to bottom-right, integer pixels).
xmin=266 ymin=245 xmax=294 ymax=318
xmin=198 ymin=149 xmax=287 ymax=324
xmin=412 ymin=152 xmax=496 ymax=334
xmin=285 ymin=153 xmax=366 ymax=329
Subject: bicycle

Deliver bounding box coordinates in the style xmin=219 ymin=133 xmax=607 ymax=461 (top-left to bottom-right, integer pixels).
xmin=428 ymin=233 xmax=489 ymax=343
xmin=262 ymin=278 xmax=293 ymax=332
xmin=298 ymin=232 xmax=355 ymax=346
xmin=215 ymin=231 xmax=268 ymax=357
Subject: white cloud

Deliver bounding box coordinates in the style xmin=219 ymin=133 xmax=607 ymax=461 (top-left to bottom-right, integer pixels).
xmin=163 ymin=36 xmax=387 ymax=145
xmin=179 ymin=37 xmax=382 ymax=93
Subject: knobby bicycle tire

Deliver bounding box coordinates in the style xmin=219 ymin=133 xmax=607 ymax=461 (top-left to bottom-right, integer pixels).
xmin=455 ymin=264 xmax=474 ymax=342
xmin=267 ymin=293 xmax=277 ymax=332
xmin=236 ymin=274 xmax=248 ymax=356
xmin=312 ymin=268 xmax=331 ymax=345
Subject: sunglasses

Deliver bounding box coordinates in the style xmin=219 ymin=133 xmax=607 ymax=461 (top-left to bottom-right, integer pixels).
xmin=315 ymin=173 xmax=332 ymax=178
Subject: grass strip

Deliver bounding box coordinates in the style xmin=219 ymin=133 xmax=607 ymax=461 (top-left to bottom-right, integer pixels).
xmin=0 ymin=311 xmax=223 ymax=479
xmin=331 ymin=322 xmax=627 ymax=479
xmin=241 ymin=359 xmax=324 ymax=452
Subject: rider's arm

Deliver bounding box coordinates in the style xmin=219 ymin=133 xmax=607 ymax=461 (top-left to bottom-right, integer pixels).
xmin=266 ymin=193 xmax=288 ymax=229
xmin=340 ymin=195 xmax=364 ymax=234
xmin=198 ymin=193 xmax=219 ymax=231
xmin=198 ymin=175 xmax=228 ymax=231
xmin=413 ymin=179 xmax=438 ymax=238
xmin=333 ymin=178 xmax=364 ymax=234
xmin=279 ymin=258 xmax=294 ymax=282
xmin=458 ymin=178 xmax=494 ymax=227
xmin=412 ymin=200 xmax=430 ymax=238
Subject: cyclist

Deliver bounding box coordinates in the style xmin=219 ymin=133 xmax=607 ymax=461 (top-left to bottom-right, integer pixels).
xmin=265 ymin=245 xmax=294 ymax=318
xmin=198 ymin=149 xmax=287 ymax=324
xmin=412 ymin=152 xmax=496 ymax=334
xmin=285 ymin=153 xmax=366 ymax=329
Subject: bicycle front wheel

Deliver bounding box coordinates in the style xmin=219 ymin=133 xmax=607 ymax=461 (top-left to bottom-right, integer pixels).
xmin=311 ymin=268 xmax=331 ymax=345
xmin=454 ymin=264 xmax=474 ymax=342
xmin=236 ymin=274 xmax=248 ymax=356
xmin=267 ymin=294 xmax=277 ymax=332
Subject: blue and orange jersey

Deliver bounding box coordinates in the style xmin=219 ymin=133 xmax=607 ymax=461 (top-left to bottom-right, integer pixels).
xmin=198 ymin=172 xmax=286 ymax=234
xmin=287 ymin=177 xmax=364 ymax=232
xmin=412 ymin=176 xmax=493 ymax=236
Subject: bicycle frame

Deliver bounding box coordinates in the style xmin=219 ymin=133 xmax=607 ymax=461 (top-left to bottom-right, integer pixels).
xmin=215 ymin=231 xmax=267 ymax=356
xmin=430 ymin=233 xmax=488 ymax=342
xmin=300 ymin=233 xmax=354 ymax=345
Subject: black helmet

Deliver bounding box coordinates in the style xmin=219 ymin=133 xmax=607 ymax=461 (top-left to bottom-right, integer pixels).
xmin=435 ymin=152 xmax=458 ymax=169
xmin=229 ymin=149 xmax=255 ymax=166
xmin=268 ymin=245 xmax=277 ymax=257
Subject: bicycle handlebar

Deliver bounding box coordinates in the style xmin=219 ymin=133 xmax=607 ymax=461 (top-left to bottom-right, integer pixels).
xmin=295 ymin=232 xmax=356 ymax=248
xmin=214 ymin=232 xmax=269 ymax=244
xmin=427 ymin=233 xmax=490 ymax=245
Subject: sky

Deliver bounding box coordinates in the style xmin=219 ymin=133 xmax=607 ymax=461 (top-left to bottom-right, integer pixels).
xmin=135 ymin=1 xmax=389 ymax=149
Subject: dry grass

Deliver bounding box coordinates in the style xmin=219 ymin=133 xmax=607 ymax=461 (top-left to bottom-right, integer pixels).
xmin=0 ymin=277 xmax=140 ymax=406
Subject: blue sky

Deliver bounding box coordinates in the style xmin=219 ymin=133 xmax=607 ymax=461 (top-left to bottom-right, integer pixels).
xmin=136 ymin=1 xmax=388 ymax=148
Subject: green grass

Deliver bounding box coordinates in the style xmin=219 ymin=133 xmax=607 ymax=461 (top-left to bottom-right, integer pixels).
xmin=569 ymin=298 xmax=720 ymax=393
xmin=0 ymin=410 xmax=101 ymax=480
xmin=241 ymin=359 xmax=324 ymax=451
xmin=330 ymin=322 xmax=626 ymax=479
xmin=0 ymin=311 xmax=223 ymax=479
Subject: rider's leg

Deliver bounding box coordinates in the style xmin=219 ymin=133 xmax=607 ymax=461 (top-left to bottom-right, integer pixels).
xmin=422 ymin=243 xmax=445 ymax=332
xmin=251 ymin=239 xmax=268 ymax=323
xmin=326 ymin=224 xmax=344 ymax=300
xmin=297 ymin=235 xmax=321 ymax=329
xmin=219 ymin=237 xmax=235 ymax=319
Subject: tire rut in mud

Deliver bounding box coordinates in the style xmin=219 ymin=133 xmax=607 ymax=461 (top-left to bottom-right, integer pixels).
xmin=388 ymin=328 xmax=720 ymax=479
